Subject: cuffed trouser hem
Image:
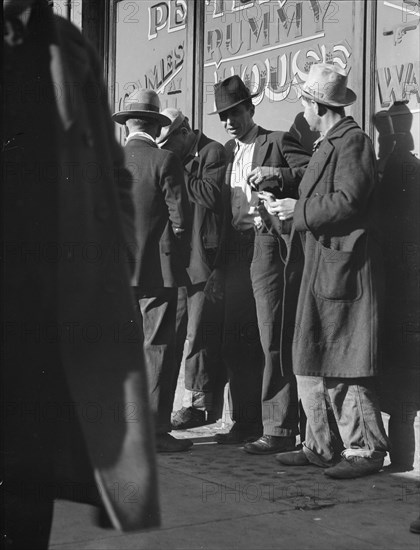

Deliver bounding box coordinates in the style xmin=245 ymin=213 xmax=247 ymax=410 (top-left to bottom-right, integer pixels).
xmin=302 ymin=444 xmax=335 ymax=468
xmin=342 ymin=448 xmax=387 ymax=460
xmin=182 ymin=389 xmax=213 ymax=411
xmin=263 ymin=428 xmax=297 ymax=437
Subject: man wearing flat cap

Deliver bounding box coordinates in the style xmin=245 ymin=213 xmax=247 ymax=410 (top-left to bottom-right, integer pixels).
xmin=113 ymin=89 xmax=193 ymax=453
xmin=207 ymin=75 xmax=310 ymax=452
xmin=156 ymin=108 xmax=227 ymax=429
xmin=272 ymin=63 xmax=390 ymax=478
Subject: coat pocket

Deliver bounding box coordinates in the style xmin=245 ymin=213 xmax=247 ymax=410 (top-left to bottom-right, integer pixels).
xmin=312 ymin=230 xmax=366 ymax=302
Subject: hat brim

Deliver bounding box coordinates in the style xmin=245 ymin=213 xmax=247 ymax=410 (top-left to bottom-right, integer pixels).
xmin=208 ymin=92 xmax=260 ymax=115
xmin=112 ymin=110 xmax=171 ymax=126
xmin=300 ymin=87 xmax=357 ymax=107
xmin=156 ymin=115 xmax=185 ymax=146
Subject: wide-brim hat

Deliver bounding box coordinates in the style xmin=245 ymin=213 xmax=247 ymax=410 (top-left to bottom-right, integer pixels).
xmin=112 ymin=88 xmax=171 ymax=126
xmin=300 ymin=63 xmax=356 ymax=107
xmin=209 ymin=75 xmax=259 ymax=115
xmin=156 ymin=108 xmax=186 ymax=146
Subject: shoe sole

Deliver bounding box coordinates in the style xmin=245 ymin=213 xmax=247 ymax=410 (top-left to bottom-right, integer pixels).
xmin=171 ymin=421 xmax=209 ymax=430
xmin=243 ymin=445 xmax=296 ymax=455
xmin=156 ymin=445 xmax=193 ymax=453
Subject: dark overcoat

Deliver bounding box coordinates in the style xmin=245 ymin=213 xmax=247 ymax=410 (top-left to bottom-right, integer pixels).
xmin=183 ymin=131 xmax=226 ymax=284
xmin=283 ymin=117 xmax=384 ymax=378
xmin=4 ymin=4 xmax=159 ymax=533
xmin=124 ymin=137 xmax=191 ymax=289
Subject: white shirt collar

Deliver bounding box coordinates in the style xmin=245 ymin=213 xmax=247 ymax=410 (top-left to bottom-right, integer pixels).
xmin=126 ymin=131 xmax=156 ymax=144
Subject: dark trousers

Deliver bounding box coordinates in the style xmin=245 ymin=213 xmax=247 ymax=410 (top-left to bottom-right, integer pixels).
xmin=222 ymin=228 xmax=264 ymax=429
xmin=137 ymin=287 xmax=178 ymax=434
xmin=174 ymin=284 xmax=224 ymax=406
xmin=250 ymin=234 xmax=299 ymax=436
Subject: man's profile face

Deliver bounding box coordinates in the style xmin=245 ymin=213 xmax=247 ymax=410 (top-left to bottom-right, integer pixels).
xmin=219 ymin=103 xmax=254 ymax=140
xmin=301 ymin=98 xmax=319 ymax=132
xmin=160 ymin=128 xmax=188 ymax=159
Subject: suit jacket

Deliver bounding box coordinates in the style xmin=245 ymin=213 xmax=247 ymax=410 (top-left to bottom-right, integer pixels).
xmin=4 ymin=2 xmax=159 ymax=532
xmin=216 ymin=126 xmax=310 ymax=266
xmin=183 ymin=131 xmax=226 ymax=284
xmin=125 ymin=137 xmax=191 ymax=289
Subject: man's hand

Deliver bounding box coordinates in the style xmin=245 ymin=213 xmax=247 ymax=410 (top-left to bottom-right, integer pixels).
xmin=247 ymin=166 xmax=279 ymax=190
xmin=265 ymin=198 xmax=297 ymax=220
xmin=204 ymin=268 xmax=224 ymax=303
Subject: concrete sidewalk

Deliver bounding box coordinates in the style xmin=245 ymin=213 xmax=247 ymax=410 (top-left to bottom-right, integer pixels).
xmin=49 ymin=418 xmax=419 ymax=550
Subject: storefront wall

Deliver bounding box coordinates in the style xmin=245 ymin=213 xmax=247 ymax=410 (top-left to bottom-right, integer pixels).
xmin=201 ymin=0 xmax=364 ymax=145
xmin=56 ymin=0 xmax=420 ymax=468
xmin=374 ymin=0 xmax=420 ymax=468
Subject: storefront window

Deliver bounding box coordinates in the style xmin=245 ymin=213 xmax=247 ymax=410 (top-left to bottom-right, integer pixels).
xmin=201 ymin=0 xmax=365 ymax=147
xmin=112 ymin=0 xmax=189 ymax=140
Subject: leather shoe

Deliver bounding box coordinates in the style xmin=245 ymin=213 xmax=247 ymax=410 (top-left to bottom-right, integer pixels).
xmin=171 ymin=407 xmax=207 ymax=430
xmin=156 ymin=433 xmax=193 ymax=453
xmin=215 ymin=427 xmax=261 ymax=445
xmin=243 ymin=435 xmax=295 ymax=455
xmin=324 ymin=455 xmax=384 ymax=479
xmin=275 ymin=449 xmax=311 ymax=466
xmin=409 ymin=516 xmax=420 ymax=534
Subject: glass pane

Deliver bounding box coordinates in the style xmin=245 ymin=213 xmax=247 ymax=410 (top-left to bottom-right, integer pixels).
xmin=114 ymin=0 xmax=188 ymax=127
xmin=374 ymin=0 xmax=419 ymax=157
xmin=202 ymin=0 xmax=363 ymax=148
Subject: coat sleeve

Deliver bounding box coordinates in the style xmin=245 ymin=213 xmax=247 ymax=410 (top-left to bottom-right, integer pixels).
xmin=277 ymin=132 xmax=311 ymax=196
xmin=294 ymin=133 xmax=376 ymax=233
xmin=160 ymin=152 xmax=191 ymax=233
xmin=183 ymin=142 xmax=226 ymax=212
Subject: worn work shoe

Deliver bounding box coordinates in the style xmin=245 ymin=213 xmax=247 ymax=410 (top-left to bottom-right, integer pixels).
xmin=324 ymin=455 xmax=384 ymax=479
xmin=409 ymin=516 xmax=420 ymax=534
xmin=171 ymin=407 xmax=207 ymax=430
xmin=275 ymin=449 xmax=312 ymax=466
xmin=243 ymin=435 xmax=296 ymax=455
xmin=156 ymin=433 xmax=193 ymax=453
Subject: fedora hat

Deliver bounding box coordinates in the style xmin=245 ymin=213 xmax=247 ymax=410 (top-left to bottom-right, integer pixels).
xmin=112 ymin=88 xmax=171 ymax=126
xmin=209 ymin=75 xmax=259 ymax=115
xmin=300 ymin=63 xmax=356 ymax=107
xmin=156 ymin=108 xmax=187 ymax=146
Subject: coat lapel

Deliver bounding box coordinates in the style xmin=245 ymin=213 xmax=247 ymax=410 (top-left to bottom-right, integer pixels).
xmin=252 ymin=128 xmax=269 ymax=166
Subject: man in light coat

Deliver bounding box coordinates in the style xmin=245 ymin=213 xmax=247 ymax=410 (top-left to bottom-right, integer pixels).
xmin=273 ymin=63 xmax=390 ymax=478
xmin=3 ymin=1 xmax=158 ymax=548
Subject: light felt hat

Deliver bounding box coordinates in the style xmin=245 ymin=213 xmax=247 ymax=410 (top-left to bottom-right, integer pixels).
xmin=300 ymin=63 xmax=356 ymax=107
xmin=209 ymin=75 xmax=259 ymax=115
xmin=112 ymin=88 xmax=171 ymax=126
xmin=156 ymin=108 xmax=186 ymax=146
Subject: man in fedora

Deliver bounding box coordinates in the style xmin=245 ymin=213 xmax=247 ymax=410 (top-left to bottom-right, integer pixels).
xmin=112 ymin=89 xmax=193 ymax=453
xmin=207 ymin=75 xmax=310 ymax=452
xmin=156 ymin=108 xmax=227 ymax=429
xmin=270 ymin=63 xmax=390 ymax=478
